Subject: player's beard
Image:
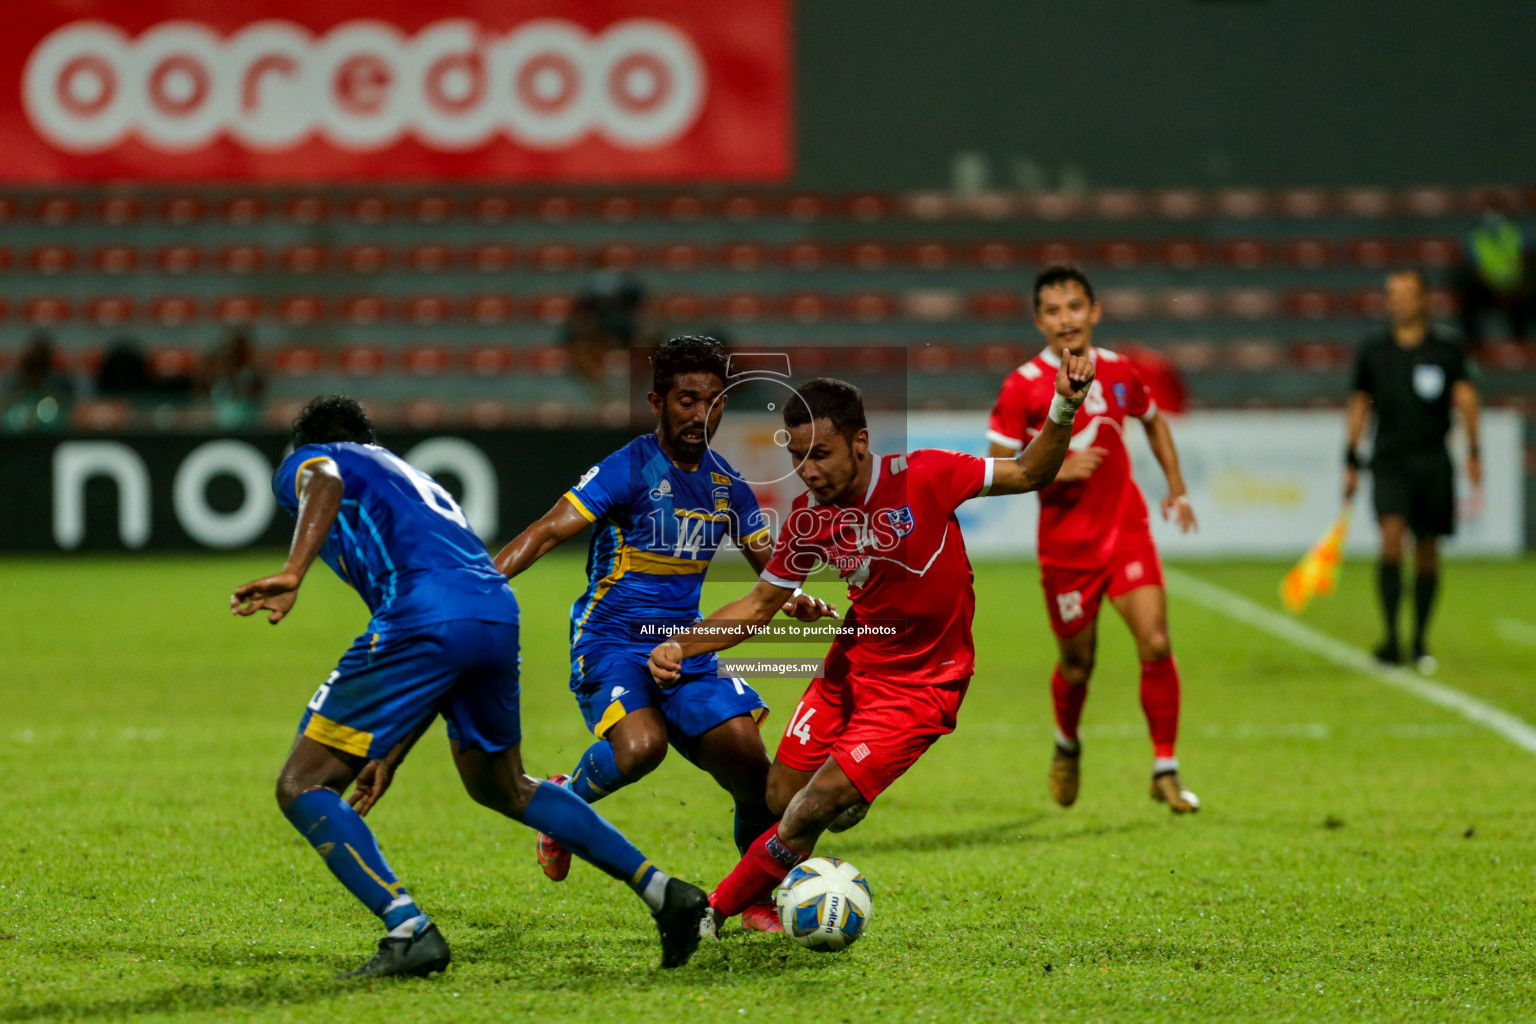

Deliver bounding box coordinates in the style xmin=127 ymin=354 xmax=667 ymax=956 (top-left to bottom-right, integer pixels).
xmin=666 ymin=413 xmax=711 ymax=460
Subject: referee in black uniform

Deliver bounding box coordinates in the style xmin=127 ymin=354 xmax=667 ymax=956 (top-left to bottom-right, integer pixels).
xmin=1344 ymin=267 xmax=1482 ymax=672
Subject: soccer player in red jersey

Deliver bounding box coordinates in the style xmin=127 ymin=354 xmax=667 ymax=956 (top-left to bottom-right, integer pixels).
xmin=646 ymin=358 xmax=1095 ymax=930
xmin=987 ymin=264 xmax=1201 ymax=813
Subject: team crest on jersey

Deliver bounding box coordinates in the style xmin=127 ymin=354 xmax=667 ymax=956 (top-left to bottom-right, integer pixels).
xmin=575 ymin=465 xmax=599 ymax=490
xmin=710 ymin=472 xmax=731 ymax=486
xmin=1113 ymin=382 xmax=1128 ymax=408
xmin=1414 ymin=364 xmax=1445 ymax=401
xmin=713 ymin=487 xmax=731 ymax=511
xmin=884 ymin=505 xmax=915 ymax=536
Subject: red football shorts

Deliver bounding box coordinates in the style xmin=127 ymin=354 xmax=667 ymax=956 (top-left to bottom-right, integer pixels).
xmin=773 ymin=673 xmax=971 ymax=802
xmin=1040 ymin=535 xmax=1165 ymax=638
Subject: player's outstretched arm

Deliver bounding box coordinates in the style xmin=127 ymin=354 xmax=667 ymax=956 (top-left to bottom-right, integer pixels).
xmin=231 ymin=458 xmax=343 ymax=624
xmin=647 ymin=579 xmax=795 ymax=683
xmin=741 ymin=532 xmax=838 ymax=622
xmin=493 ymin=496 xmax=592 ymax=578
xmin=1143 ymin=413 xmax=1198 ymax=533
xmin=987 ymin=352 xmax=1096 ymax=496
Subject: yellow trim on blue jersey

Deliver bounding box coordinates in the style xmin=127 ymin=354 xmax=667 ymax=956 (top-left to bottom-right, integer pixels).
xmin=294 ymin=455 xmax=334 ymax=500
xmin=750 ymin=706 xmax=769 ymax=730
xmin=572 ymin=525 xmax=627 ymax=646
xmin=630 ymin=859 xmax=655 ymax=886
xmin=742 ymin=527 xmax=771 ymax=546
xmin=593 ymin=699 xmax=629 ymax=739
xmin=303 ymin=713 xmax=374 ymax=758
xmin=563 ymin=490 xmax=598 ymax=523
xmin=625 ymin=548 xmax=710 ymax=575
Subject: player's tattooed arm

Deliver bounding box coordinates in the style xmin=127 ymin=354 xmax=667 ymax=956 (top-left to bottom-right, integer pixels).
xmin=231 ymin=458 xmax=343 ymax=624
xmin=740 ymin=532 xmax=838 ymax=622
xmin=647 ymin=579 xmax=796 ymax=683
xmin=1143 ymin=413 xmax=1198 ymax=533
xmin=987 ymin=352 xmax=1096 ymax=496
xmin=492 ymin=496 xmax=592 ymax=578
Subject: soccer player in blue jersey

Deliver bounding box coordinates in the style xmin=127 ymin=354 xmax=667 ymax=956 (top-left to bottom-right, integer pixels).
xmin=494 ymin=338 xmax=834 ymax=932
xmin=231 ymin=395 xmax=710 ymax=978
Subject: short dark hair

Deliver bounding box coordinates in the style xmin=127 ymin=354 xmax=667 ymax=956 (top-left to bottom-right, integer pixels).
xmin=292 ymin=395 xmax=376 ymax=447
xmin=650 ymin=336 xmax=728 ymax=396
xmin=783 ymin=377 xmax=867 ymax=440
xmin=1032 ymin=264 xmax=1096 ymax=308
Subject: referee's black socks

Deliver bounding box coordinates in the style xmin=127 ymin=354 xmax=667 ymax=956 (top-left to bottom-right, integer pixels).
xmin=1376 ymin=560 xmax=1403 ymax=648
xmin=1412 ymin=570 xmax=1439 ymax=654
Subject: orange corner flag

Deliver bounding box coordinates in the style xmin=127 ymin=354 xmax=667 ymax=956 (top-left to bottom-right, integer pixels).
xmin=1281 ymin=510 xmax=1351 ymax=614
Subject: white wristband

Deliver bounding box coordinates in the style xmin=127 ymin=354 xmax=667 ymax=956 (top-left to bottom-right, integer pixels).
xmin=1048 ymin=394 xmax=1083 ymax=426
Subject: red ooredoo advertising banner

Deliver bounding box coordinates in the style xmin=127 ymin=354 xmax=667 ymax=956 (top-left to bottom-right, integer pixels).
xmin=0 ymin=0 xmax=790 ymax=183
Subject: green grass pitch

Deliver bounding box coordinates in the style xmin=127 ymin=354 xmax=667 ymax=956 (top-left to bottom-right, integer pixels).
xmin=2 ymin=552 xmax=1535 ymax=1023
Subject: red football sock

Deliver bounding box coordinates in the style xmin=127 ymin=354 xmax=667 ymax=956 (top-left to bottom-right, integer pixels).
xmin=1051 ymin=666 xmax=1089 ymax=746
xmin=1140 ymin=655 xmax=1181 ymax=760
xmin=711 ymin=824 xmax=809 ymax=918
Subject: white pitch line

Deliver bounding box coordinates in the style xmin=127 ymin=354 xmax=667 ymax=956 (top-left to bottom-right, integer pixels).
xmin=1164 ymin=569 xmax=1536 ymax=755
xmin=1496 ymin=618 xmax=1536 ymax=649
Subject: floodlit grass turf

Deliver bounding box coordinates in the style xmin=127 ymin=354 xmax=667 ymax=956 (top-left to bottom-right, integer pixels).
xmin=2 ymin=552 xmax=1535 ymax=1023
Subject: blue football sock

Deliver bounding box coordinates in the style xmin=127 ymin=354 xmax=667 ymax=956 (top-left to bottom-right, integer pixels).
xmin=282 ymin=787 xmax=424 ymax=931
xmin=524 ymin=781 xmax=668 ymax=909
xmin=566 ymin=739 xmax=632 ymax=804
xmin=734 ymin=800 xmax=780 ymax=856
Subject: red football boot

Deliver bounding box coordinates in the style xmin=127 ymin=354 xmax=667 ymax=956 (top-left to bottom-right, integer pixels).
xmin=536 ymin=775 xmax=572 ymax=881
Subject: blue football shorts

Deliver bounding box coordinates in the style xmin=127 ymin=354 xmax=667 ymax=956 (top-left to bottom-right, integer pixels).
xmin=298 ymin=618 xmax=522 ymax=760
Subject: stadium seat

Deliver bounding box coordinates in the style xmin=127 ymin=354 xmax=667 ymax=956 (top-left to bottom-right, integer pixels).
xmin=338 ymin=346 xmax=387 ymax=375
xmin=348 ymin=195 xmax=393 ymax=224
xmin=1154 ymin=189 xmax=1207 ymax=220
xmin=411 ymin=195 xmax=456 ymax=223
xmin=407 ymin=244 xmax=454 ymax=272
xmin=34 ymin=196 xmax=79 ymax=225
xmin=1229 ymin=340 xmax=1284 ymax=371
xmin=721 ymin=194 xmax=769 ymax=220
xmin=86 ymin=296 xmax=134 ymax=327
xmin=1341 ymin=187 xmax=1394 ymax=217
xmin=469 ymin=244 xmax=516 ymax=273
xmin=848 ymin=291 xmax=897 ymax=321
xmin=220 ymin=195 xmax=268 ymax=224
xmin=903 ymin=288 xmax=965 ymax=321
xmin=1427 ymin=288 xmax=1456 ymax=318
xmin=97 ymin=196 xmax=143 ymax=225
xmin=466 ymin=295 xmax=515 ymax=324
xmin=1348 ymin=288 xmax=1387 ymax=318
xmin=1218 ymin=239 xmax=1271 ymax=269
xmin=1225 ymin=288 xmax=1281 ymax=320
xmin=1215 ymin=188 xmax=1269 ymax=219
xmin=93 ymin=245 xmax=138 ymax=274
xmin=1158 ymin=240 xmax=1207 ymax=270
xmin=402 ymin=400 xmax=449 ymax=429
xmin=532 ymin=243 xmax=580 ymax=272
xmin=1402 ymin=187 xmax=1458 ymax=218
xmin=660 ymin=194 xmax=710 ymax=221
xmin=533 ymin=294 xmax=575 ymax=323
xmin=1165 ymin=340 xmax=1218 ymax=371
xmin=214 ymin=296 xmax=262 ymax=324
xmin=785 ymin=193 xmax=829 ymax=221
xmin=464 ymin=346 xmax=516 ymax=375
xmin=472 ymin=195 xmax=515 ymax=222
xmin=218 ymin=245 xmax=266 ymax=274
xmin=29 ymin=246 xmax=76 ymax=274
xmin=285 ymin=196 xmax=329 ymax=223
xmin=1282 ymin=238 xmax=1333 ymax=269
xmin=718 ymin=293 xmax=772 ymax=322
xmin=973 ymin=343 xmax=1028 ymax=374
xmin=72 ymin=400 xmax=130 ymax=430
xmin=0 ymin=247 xmax=14 ymax=272
xmin=1095 ymin=240 xmax=1145 ymax=270
xmin=597 ymin=242 xmax=643 ymax=269
xmin=279 ymin=296 xmax=324 ymax=325
xmin=536 ymin=195 xmax=580 ymax=221
xmin=1478 ymin=340 xmax=1536 ymax=371
xmin=148 ymin=297 xmax=197 ymax=326
xmin=1406 ymin=237 xmax=1461 ymax=268
xmin=1278 ymin=188 xmax=1331 ymax=218
xmin=847 ymin=193 xmax=895 ymax=221
xmin=157 ymin=245 xmax=201 ymax=274
xmin=1285 ymin=289 xmax=1341 ymax=319
xmin=342 ymin=244 xmax=390 ymax=273
xmin=908 ymin=241 xmax=957 ymax=270
xmin=597 ymin=195 xmax=644 ymax=221
xmin=659 ymin=293 xmax=706 ymax=320
xmin=975 ymin=240 xmax=1028 ymax=269
xmin=969 ymin=290 xmax=1025 ymax=319
xmin=1031 ymin=192 xmax=1079 ymax=220
xmin=903 ymin=191 xmax=954 ymax=220
xmin=722 ymin=242 xmax=768 ymax=271
xmin=463 ymin=400 xmax=516 ymax=428
xmin=526 ymin=346 xmax=572 ymax=374
xmin=1291 ymin=340 xmax=1350 ymax=371
xmin=1098 ymin=287 xmax=1151 ymax=320
xmin=656 ymin=243 xmax=705 ymax=270
xmin=281 ymin=245 xmax=326 ymax=273
xmin=784 ymin=241 xmax=830 ymax=271
xmin=400 ymin=346 xmax=452 ymax=376
xmin=160 ymin=196 xmax=205 ymax=224
xmin=1093 ymin=189 xmax=1145 ymax=220
xmin=1031 ymin=240 xmax=1077 ymax=266
xmin=272 ymin=347 xmax=324 ymax=376
xmin=404 ymin=295 xmax=452 ymax=325
xmin=784 ymin=293 xmax=832 ymax=322
xmin=848 ymin=241 xmax=895 ymax=270
xmin=146 ymin=346 xmax=199 ymax=377
xmin=910 ymin=343 xmax=961 ymax=374
xmin=1161 ymin=288 xmax=1214 ymax=320
xmin=1344 ymin=238 xmax=1398 ymax=268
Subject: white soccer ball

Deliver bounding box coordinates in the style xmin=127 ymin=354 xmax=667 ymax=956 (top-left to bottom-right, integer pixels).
xmin=776 ymin=856 xmax=872 ymax=951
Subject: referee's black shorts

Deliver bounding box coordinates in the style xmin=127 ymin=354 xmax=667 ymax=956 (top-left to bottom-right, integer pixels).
xmin=1371 ymin=450 xmax=1456 ymax=537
